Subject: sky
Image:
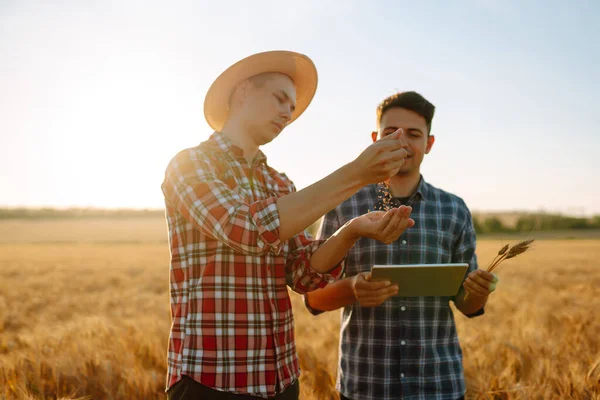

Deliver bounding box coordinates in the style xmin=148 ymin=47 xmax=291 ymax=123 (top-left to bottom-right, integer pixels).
xmin=1 ymin=0 xmax=599 ymax=215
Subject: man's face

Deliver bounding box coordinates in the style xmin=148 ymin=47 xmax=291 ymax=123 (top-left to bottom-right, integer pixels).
xmin=372 ymin=107 xmax=435 ymax=176
xmin=236 ymin=73 xmax=297 ymax=146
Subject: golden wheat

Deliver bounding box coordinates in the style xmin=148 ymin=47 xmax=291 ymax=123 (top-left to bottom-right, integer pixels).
xmin=0 ymin=220 xmax=599 ymax=399
xmin=464 ymin=239 xmax=535 ymax=301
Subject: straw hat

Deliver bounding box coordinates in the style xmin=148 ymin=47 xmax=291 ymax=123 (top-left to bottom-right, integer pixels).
xmin=203 ymin=50 xmax=318 ymax=131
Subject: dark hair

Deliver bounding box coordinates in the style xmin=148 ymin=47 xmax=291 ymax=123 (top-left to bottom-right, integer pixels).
xmin=376 ymin=91 xmax=435 ymax=135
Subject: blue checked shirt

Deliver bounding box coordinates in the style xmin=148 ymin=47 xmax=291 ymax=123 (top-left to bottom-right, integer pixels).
xmin=306 ymin=177 xmax=483 ymax=400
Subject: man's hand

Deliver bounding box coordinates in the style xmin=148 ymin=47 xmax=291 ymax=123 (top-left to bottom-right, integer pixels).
xmin=349 ymin=206 xmax=415 ymax=244
xmin=351 ymin=272 xmax=398 ymax=307
xmin=462 ymin=270 xmax=499 ymax=298
xmin=351 ymin=129 xmax=409 ymax=185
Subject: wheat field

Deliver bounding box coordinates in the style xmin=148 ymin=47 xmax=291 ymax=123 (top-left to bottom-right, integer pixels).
xmin=0 ymin=219 xmax=599 ymax=399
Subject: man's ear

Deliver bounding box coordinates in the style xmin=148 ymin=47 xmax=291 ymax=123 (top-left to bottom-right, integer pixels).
xmin=371 ymin=131 xmax=378 ymax=143
xmin=229 ymin=79 xmax=251 ymax=109
xmin=425 ymin=135 xmax=435 ymax=154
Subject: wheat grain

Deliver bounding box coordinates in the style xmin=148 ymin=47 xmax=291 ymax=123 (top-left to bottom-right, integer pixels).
xmin=465 ymin=239 xmax=535 ymax=299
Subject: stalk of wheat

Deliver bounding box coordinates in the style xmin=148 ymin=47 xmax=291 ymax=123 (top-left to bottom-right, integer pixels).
xmin=463 ymin=239 xmax=535 ymax=301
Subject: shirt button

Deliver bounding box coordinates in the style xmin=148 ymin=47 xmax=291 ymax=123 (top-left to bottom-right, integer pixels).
xmin=401 ymin=240 xmax=407 ymax=245
xmin=401 ymin=306 xmax=406 ymax=311
xmin=401 ymin=340 xmax=406 ymax=345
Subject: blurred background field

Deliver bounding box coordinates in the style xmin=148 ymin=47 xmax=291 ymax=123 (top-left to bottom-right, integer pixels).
xmin=1 ymin=213 xmax=599 ymax=399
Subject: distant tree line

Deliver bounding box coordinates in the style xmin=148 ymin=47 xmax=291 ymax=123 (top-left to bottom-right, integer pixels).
xmin=2 ymin=208 xmax=599 ymax=236
xmin=473 ymin=214 xmax=600 ymax=234
xmin=0 ymin=208 xmax=165 ymax=219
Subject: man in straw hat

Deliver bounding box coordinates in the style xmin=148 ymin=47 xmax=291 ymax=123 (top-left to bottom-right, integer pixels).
xmin=161 ymin=50 xmax=414 ymax=399
xmin=303 ymin=91 xmax=498 ymax=400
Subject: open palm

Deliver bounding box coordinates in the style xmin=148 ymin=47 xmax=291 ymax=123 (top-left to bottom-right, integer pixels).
xmin=352 ymin=205 xmax=415 ymax=244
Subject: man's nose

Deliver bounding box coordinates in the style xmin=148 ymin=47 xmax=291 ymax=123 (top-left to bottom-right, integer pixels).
xmin=281 ymin=107 xmax=292 ymax=121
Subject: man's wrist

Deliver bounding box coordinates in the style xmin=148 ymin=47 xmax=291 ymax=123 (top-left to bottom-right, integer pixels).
xmin=344 ymin=218 xmax=362 ymax=241
xmin=339 ymin=161 xmax=366 ymax=191
xmin=465 ymin=292 xmax=488 ymax=303
xmin=461 ymin=292 xmax=488 ymax=314
xmin=303 ymin=294 xmax=324 ymax=316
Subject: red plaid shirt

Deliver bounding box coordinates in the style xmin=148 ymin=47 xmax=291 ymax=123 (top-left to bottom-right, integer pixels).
xmin=161 ymin=131 xmax=344 ymax=397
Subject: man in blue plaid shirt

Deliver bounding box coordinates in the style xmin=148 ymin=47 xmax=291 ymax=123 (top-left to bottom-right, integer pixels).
xmin=303 ymin=92 xmax=499 ymax=400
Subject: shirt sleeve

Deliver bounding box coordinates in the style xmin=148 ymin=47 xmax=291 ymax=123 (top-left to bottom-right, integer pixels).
xmin=293 ymin=207 xmax=345 ymax=312
xmin=285 ymin=230 xmax=345 ymax=295
xmin=285 ymin=191 xmax=346 ymax=294
xmin=451 ymin=205 xmax=485 ymax=318
xmin=161 ymin=148 xmax=283 ymax=256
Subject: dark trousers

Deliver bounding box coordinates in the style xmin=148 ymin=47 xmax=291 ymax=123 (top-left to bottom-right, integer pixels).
xmin=340 ymin=393 xmax=464 ymax=400
xmin=167 ymin=376 xmax=299 ymax=400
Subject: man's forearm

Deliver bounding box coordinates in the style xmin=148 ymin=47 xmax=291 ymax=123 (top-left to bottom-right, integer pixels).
xmin=277 ymin=163 xmax=362 ymax=242
xmin=305 ymin=277 xmax=357 ymax=312
xmin=454 ymin=287 xmax=488 ymax=315
xmin=309 ymin=220 xmax=359 ymax=273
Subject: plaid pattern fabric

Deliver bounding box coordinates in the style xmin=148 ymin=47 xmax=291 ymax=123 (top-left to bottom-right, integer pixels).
xmin=161 ymin=131 xmax=344 ymax=398
xmin=313 ymin=178 xmax=482 ymax=400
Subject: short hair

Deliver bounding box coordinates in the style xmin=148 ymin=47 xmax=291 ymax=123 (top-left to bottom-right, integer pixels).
xmin=376 ymin=91 xmax=435 ymax=134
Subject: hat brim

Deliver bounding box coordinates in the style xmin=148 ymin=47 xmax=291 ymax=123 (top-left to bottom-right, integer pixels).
xmin=203 ymin=50 xmax=318 ymax=132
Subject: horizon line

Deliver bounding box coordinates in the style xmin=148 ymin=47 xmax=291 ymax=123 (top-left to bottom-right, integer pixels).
xmin=0 ymin=206 xmax=597 ymax=218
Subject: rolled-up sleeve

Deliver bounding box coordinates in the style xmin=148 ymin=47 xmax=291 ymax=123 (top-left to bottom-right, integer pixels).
xmin=286 ymin=205 xmax=346 ymax=294
xmin=285 ymin=231 xmax=344 ymax=294
xmin=161 ymin=149 xmax=283 ymax=256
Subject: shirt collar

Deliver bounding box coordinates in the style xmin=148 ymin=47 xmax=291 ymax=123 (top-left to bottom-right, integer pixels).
xmin=372 ymin=175 xmax=429 ymax=210
xmin=210 ymin=131 xmax=268 ymax=166
xmin=412 ymin=175 xmax=428 ymax=202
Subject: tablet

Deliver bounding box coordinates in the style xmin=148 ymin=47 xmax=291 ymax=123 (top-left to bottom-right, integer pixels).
xmin=370 ymin=263 xmax=469 ymax=297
